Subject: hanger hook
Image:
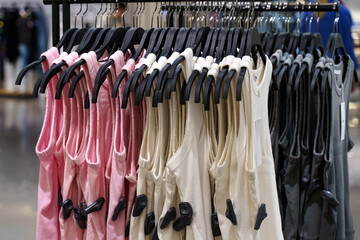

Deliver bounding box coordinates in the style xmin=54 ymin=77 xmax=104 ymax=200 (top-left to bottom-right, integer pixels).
xmin=151 ymin=2 xmax=158 ymax=28
xmin=122 ymin=3 xmax=128 ymax=27
xmin=316 ymin=2 xmax=319 ymax=33
xmin=133 ymin=3 xmax=138 ymax=27
xmin=136 ymin=2 xmax=141 ymax=27
xmin=251 ymin=0 xmax=255 ymax=28
xmin=74 ymin=3 xmax=82 ymax=28
xmin=308 ymin=2 xmax=313 ymax=33
xmin=333 ymin=2 xmax=339 ymax=33
xmin=100 ymin=3 xmax=108 ymax=28
xmin=95 ymin=3 xmax=103 ymax=28
xmin=81 ymin=3 xmax=88 ymax=28
xmin=106 ymin=3 xmax=113 ymax=28
xmin=113 ymin=3 xmax=119 ymax=27
xmin=276 ymin=2 xmax=282 ymax=34
xmin=296 ymin=1 xmax=301 ymax=33
xmin=138 ymin=2 xmax=145 ymax=27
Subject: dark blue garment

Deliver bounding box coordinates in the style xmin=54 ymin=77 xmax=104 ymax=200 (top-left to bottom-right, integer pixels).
xmin=301 ymin=3 xmax=359 ymax=69
xmin=34 ymin=9 xmax=48 ymax=73
xmin=35 ymin=9 xmax=48 ymax=57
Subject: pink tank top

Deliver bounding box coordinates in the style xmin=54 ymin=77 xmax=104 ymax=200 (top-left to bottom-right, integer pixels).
xmin=74 ymin=55 xmax=91 ymax=239
xmin=81 ymin=51 xmax=112 ymax=240
xmin=36 ymin=47 xmax=62 ymax=240
xmin=123 ymin=55 xmax=147 ymax=236
xmin=53 ymin=52 xmax=69 ymax=194
xmin=106 ymin=50 xmax=130 ymax=240
xmin=58 ymin=52 xmax=89 ymax=240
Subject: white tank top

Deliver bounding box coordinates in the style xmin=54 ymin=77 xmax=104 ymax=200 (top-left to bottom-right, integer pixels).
xmin=241 ymin=55 xmax=284 ymax=240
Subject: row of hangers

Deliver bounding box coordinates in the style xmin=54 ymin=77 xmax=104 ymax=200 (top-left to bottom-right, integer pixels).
xmin=16 ymin=1 xmax=354 ymax=111
xmin=267 ymin=4 xmax=358 ymax=93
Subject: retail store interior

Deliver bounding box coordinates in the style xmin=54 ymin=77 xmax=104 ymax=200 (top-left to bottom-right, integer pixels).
xmin=1 ymin=0 xmax=360 ymax=239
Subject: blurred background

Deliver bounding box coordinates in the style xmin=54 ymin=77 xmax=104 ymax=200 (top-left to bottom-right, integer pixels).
xmin=0 ymin=0 xmax=360 ymax=239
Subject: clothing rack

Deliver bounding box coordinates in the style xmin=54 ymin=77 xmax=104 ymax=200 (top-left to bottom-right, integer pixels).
xmin=42 ymin=0 xmax=340 ymax=46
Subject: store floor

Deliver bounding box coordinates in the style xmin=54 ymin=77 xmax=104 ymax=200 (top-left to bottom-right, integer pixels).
xmin=1 ymin=91 xmax=360 ymax=240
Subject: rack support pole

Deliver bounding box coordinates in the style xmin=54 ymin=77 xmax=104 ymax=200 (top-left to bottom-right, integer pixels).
xmin=52 ymin=3 xmax=60 ymax=45
xmin=63 ymin=1 xmax=71 ymax=34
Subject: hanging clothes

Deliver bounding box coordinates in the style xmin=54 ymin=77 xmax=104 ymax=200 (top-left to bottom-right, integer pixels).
xmin=17 ymin=2 xmax=355 ymax=239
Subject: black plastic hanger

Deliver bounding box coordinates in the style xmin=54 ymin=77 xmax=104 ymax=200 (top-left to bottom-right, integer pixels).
xmin=119 ymin=29 xmax=164 ymax=108
xmin=225 ymin=28 xmax=235 ymax=56
xmin=153 ymin=28 xmax=198 ymax=105
xmin=213 ymin=28 xmax=244 ymax=104
xmin=133 ymin=28 xmax=155 ymax=62
xmin=237 ymin=28 xmax=249 ymax=58
xmin=121 ymin=28 xmax=171 ymax=109
xmin=319 ymin=32 xmax=351 ymax=92
xmin=308 ymin=34 xmax=325 ymax=92
xmin=64 ymin=28 xmax=89 ymax=53
xmin=179 ymin=34 xmax=212 ymax=100
xmin=288 ymin=59 xmax=301 ymax=88
xmin=232 ymin=28 xmax=250 ymax=101
xmin=325 ymin=33 xmax=346 ymax=60
xmin=150 ymin=28 xmax=193 ymax=106
xmin=39 ymin=28 xmax=119 ymax=95
xmin=55 ymin=28 xmax=79 ymax=50
xmin=38 ymin=28 xmax=107 ymax=95
xmin=289 ymin=32 xmax=302 ymax=56
xmin=68 ymin=71 xmax=85 ymax=98
xmin=145 ymin=28 xmax=187 ymax=97
xmin=275 ymin=34 xmax=309 ymax=91
xmin=184 ymin=28 xmax=219 ymax=102
xmin=109 ymin=28 xmax=154 ymax=99
xmin=273 ymin=32 xmax=290 ymax=53
xmin=92 ymin=28 xmax=145 ymax=103
xmin=261 ymin=32 xmax=269 ymax=49
xmin=235 ymin=28 xmax=266 ymax=101
xmin=245 ymin=28 xmax=266 ymax=64
xmin=37 ymin=27 xmax=98 ymax=94
xmin=164 ymin=27 xmax=210 ymax=97
xmin=16 ymin=28 xmax=79 ymax=87
xmin=111 ymin=28 xmax=159 ymax=99
xmin=55 ymin=28 xmax=111 ymax=98
xmin=194 ymin=28 xmax=228 ymax=104
xmin=310 ymin=66 xmax=322 ymax=93
xmin=56 ymin=28 xmax=129 ymax=97
xmin=230 ymin=28 xmax=243 ymax=56
xmin=146 ymin=28 xmax=183 ymax=100
xmin=201 ymin=28 xmax=215 ymax=58
xmin=127 ymin=28 xmax=169 ymax=92
xmin=309 ymin=33 xmax=323 ymax=57
xmin=264 ymin=32 xmax=277 ymax=55
xmin=61 ymin=28 xmax=129 ymax=97
xmin=218 ymin=29 xmax=248 ymax=101
xmin=16 ymin=56 xmax=47 ymax=86
xmin=134 ymin=74 xmax=150 ymax=106
xmin=165 ymin=65 xmax=182 ymax=101
xmin=37 ymin=61 xmax=67 ymax=94
xmin=94 ymin=27 xmax=129 ymax=59
xmin=129 ymin=28 xmax=178 ymax=103
xmin=294 ymin=65 xmax=307 ymax=91
xmin=298 ymin=32 xmax=313 ymax=55
xmin=275 ymin=61 xmax=291 ymax=91
xmin=58 ymin=30 xmax=121 ymax=94
xmin=89 ymin=28 xmax=112 ymax=51
xmin=73 ymin=28 xmax=95 ymax=52
xmin=166 ymin=27 xmax=209 ymax=82
xmin=202 ymin=27 xmax=238 ymax=108
xmin=76 ymin=28 xmax=103 ymax=54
